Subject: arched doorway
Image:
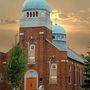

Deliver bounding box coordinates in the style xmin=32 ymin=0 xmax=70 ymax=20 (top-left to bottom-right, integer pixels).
xmin=24 ymin=70 xmax=38 ymax=90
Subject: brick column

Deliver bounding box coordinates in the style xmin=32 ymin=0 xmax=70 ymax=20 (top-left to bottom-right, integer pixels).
xmin=39 ymin=32 xmax=45 ymax=83
xmin=61 ymin=60 xmax=67 ymax=90
xmin=19 ymin=32 xmax=25 ymax=47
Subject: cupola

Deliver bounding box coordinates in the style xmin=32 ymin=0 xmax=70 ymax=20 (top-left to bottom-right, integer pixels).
xmin=52 ymin=24 xmax=67 ymax=50
xmin=20 ymin=0 xmax=52 ymax=29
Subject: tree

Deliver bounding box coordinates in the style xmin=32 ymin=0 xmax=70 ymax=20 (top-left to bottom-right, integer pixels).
xmin=82 ymin=55 xmax=90 ymax=90
xmin=6 ymin=45 xmax=27 ymax=90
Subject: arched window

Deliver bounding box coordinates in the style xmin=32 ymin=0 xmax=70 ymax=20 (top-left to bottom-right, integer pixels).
xmin=56 ymin=35 xmax=60 ymax=40
xmin=68 ymin=64 xmax=72 ymax=84
xmin=28 ymin=38 xmax=35 ymax=64
xmin=52 ymin=35 xmax=55 ymax=39
xmin=49 ymin=57 xmax=57 ymax=84
xmin=78 ymin=68 xmax=81 ymax=85
xmin=36 ymin=11 xmax=38 ymax=17
xmin=73 ymin=65 xmax=76 ymax=84
xmin=27 ymin=12 xmax=29 ymax=17
xmin=33 ymin=12 xmax=35 ymax=17
xmin=30 ymin=12 xmax=32 ymax=17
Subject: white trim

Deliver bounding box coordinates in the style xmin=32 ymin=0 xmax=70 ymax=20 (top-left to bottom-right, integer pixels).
xmin=72 ymin=62 xmax=73 ymax=64
xmin=53 ymin=39 xmax=66 ymax=42
xmin=27 ymin=62 xmax=36 ymax=65
xmin=19 ymin=33 xmax=24 ymax=36
xmin=39 ymin=32 xmax=44 ymax=34
xmin=2 ymin=61 xmax=6 ymax=64
xmin=24 ymin=69 xmax=38 ymax=90
xmin=61 ymin=60 xmax=66 ymax=62
xmin=66 ymin=60 xmax=68 ymax=62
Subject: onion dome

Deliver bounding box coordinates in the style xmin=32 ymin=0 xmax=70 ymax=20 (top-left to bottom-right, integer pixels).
xmin=52 ymin=24 xmax=66 ymax=50
xmin=22 ymin=0 xmax=50 ymax=12
xmin=52 ymin=24 xmax=66 ymax=35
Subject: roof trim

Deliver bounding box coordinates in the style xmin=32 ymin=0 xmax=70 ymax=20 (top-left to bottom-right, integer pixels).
xmin=67 ymin=48 xmax=85 ymax=64
xmin=46 ymin=39 xmax=66 ymax=52
xmin=22 ymin=8 xmax=50 ymax=13
xmin=68 ymin=57 xmax=84 ymax=64
xmin=53 ymin=32 xmax=66 ymax=35
xmin=46 ymin=40 xmax=85 ymax=64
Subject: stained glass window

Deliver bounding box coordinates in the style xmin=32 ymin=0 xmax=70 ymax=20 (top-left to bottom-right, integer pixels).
xmin=28 ymin=38 xmax=35 ymax=64
xmin=49 ymin=57 xmax=57 ymax=84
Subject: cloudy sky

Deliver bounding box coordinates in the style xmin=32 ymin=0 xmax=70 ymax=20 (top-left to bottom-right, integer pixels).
xmin=0 ymin=0 xmax=90 ymax=55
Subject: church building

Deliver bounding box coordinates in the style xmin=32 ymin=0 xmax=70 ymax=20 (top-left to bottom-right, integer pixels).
xmin=0 ymin=0 xmax=85 ymax=90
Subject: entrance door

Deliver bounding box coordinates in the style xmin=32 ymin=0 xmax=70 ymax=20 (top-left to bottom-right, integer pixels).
xmin=26 ymin=78 xmax=37 ymax=90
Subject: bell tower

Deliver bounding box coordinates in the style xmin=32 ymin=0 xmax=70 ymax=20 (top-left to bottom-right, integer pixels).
xmin=19 ymin=0 xmax=52 ymax=47
xmin=19 ymin=0 xmax=52 ymax=89
xmin=20 ymin=0 xmax=52 ymax=29
xmin=19 ymin=0 xmax=52 ymax=50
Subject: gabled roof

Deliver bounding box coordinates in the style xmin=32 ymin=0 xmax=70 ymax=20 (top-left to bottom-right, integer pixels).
xmin=46 ymin=39 xmax=66 ymax=51
xmin=51 ymin=39 xmax=85 ymax=64
xmin=67 ymin=48 xmax=85 ymax=64
xmin=52 ymin=40 xmax=67 ymax=51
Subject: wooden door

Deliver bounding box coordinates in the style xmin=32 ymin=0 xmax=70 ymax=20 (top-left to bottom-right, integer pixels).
xmin=26 ymin=78 xmax=37 ymax=90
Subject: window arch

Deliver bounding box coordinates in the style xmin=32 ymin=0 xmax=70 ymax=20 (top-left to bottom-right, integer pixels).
xmin=24 ymin=70 xmax=38 ymax=90
xmin=27 ymin=12 xmax=29 ymax=17
xmin=28 ymin=38 xmax=36 ymax=64
xmin=36 ymin=11 xmax=38 ymax=17
xmin=27 ymin=11 xmax=38 ymax=17
xmin=49 ymin=57 xmax=57 ymax=84
xmin=30 ymin=12 xmax=32 ymax=17
xmin=33 ymin=12 xmax=35 ymax=17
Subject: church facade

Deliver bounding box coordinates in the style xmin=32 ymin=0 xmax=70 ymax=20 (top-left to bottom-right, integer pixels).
xmin=0 ymin=0 xmax=85 ymax=90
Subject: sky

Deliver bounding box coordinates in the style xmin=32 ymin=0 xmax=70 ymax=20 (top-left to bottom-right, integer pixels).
xmin=0 ymin=0 xmax=90 ymax=55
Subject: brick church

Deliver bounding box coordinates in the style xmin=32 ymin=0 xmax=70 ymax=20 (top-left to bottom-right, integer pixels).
xmin=0 ymin=0 xmax=85 ymax=90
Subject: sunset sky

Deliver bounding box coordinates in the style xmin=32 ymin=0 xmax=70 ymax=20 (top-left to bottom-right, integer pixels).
xmin=0 ymin=0 xmax=90 ymax=55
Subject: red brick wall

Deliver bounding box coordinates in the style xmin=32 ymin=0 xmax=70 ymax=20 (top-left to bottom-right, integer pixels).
xmin=19 ymin=26 xmax=69 ymax=90
xmin=67 ymin=59 xmax=84 ymax=90
xmin=19 ymin=26 xmax=53 ymax=90
xmin=0 ymin=53 xmax=11 ymax=90
xmin=0 ymin=26 xmax=84 ymax=90
xmin=45 ymin=40 xmax=67 ymax=90
xmin=19 ymin=26 xmax=84 ymax=90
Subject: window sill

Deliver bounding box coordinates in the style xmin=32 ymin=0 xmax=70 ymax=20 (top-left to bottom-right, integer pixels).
xmin=27 ymin=62 xmax=36 ymax=65
xmin=49 ymin=82 xmax=57 ymax=85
